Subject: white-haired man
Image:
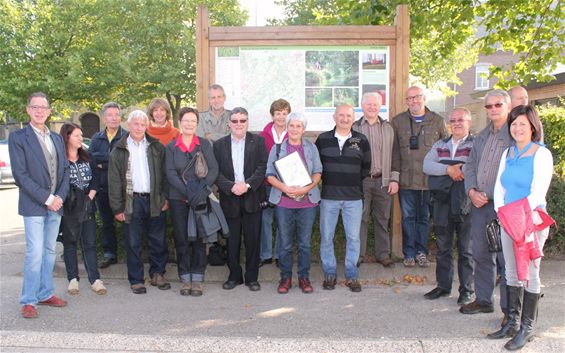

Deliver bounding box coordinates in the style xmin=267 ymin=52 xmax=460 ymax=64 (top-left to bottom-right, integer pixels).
xmin=108 ymin=110 xmax=170 ymax=294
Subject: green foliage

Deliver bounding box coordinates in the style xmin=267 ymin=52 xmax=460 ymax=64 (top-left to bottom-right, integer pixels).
xmin=272 ymin=0 xmax=564 ymax=93
xmin=539 ymin=103 xmax=565 ymax=176
xmin=544 ymin=174 xmax=565 ymax=257
xmin=0 ymin=0 xmax=247 ymax=121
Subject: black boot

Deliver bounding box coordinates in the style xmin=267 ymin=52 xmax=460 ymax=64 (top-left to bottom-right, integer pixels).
xmin=504 ymin=291 xmax=540 ymax=350
xmin=488 ymin=286 xmax=523 ymax=339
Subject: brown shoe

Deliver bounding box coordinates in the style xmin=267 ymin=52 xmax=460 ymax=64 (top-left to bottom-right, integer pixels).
xmin=277 ymin=278 xmax=292 ymax=294
xmin=151 ymin=273 xmax=171 ymax=290
xmin=131 ymin=283 xmax=147 ymax=294
xmin=345 ymin=279 xmax=362 ymax=293
xmin=299 ymin=278 xmax=314 ymax=294
xmin=180 ymin=282 xmax=191 ymax=296
xmin=376 ymin=257 xmax=395 ymax=267
xmin=459 ymin=300 xmax=494 ymax=314
xmin=190 ymin=282 xmax=203 ymax=297
xmin=322 ymin=276 xmax=337 ymax=290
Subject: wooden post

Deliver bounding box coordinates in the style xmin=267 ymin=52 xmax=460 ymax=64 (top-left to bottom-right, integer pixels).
xmin=391 ymin=4 xmax=410 ymax=259
xmin=196 ymin=6 xmax=210 ymax=112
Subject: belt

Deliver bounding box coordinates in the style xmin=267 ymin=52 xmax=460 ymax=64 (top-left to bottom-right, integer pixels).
xmin=133 ymin=192 xmax=150 ymax=198
xmin=369 ymin=174 xmax=382 ymax=179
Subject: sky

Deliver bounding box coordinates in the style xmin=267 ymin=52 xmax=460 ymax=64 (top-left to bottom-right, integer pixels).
xmin=239 ymin=0 xmax=285 ymax=26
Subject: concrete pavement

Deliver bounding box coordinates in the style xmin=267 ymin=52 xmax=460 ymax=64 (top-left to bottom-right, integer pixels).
xmin=1 ymin=186 xmax=564 ymax=352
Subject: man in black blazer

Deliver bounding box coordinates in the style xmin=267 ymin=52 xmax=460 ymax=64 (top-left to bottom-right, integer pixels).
xmin=213 ymin=107 xmax=267 ymax=291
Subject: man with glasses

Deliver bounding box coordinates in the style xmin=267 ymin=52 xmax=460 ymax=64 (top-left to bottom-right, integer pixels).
xmin=214 ymin=108 xmax=267 ymax=292
xmin=9 ymin=92 xmax=69 ymax=318
xmin=461 ymin=90 xmax=511 ymax=322
xmin=423 ymin=108 xmax=475 ymax=305
xmin=89 ymin=102 xmax=128 ymax=268
xmin=197 ymin=84 xmax=232 ymax=142
xmin=392 ymin=86 xmax=448 ymax=268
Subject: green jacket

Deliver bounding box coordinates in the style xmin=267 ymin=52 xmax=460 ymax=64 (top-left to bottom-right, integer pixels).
xmin=108 ymin=133 xmax=168 ymax=223
xmin=391 ymin=108 xmax=448 ymax=190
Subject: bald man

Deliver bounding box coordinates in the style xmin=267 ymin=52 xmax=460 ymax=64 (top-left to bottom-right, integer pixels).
xmin=508 ymin=86 xmax=528 ymax=108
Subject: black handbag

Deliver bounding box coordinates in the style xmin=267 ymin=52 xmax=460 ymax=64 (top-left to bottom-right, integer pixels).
xmin=207 ymin=242 xmax=227 ymax=266
xmin=486 ymin=218 xmax=503 ymax=252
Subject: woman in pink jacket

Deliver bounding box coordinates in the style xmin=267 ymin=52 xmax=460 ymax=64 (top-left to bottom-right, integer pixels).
xmin=491 ymin=105 xmax=553 ymax=351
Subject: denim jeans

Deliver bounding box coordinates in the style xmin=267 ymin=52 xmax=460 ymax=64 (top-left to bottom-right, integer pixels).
xmin=260 ymin=186 xmax=280 ymax=260
xmin=96 ymin=191 xmax=118 ymax=259
xmin=125 ymin=194 xmax=168 ymax=285
xmin=319 ymin=199 xmax=362 ymax=280
xmin=398 ymin=189 xmax=431 ymax=259
xmin=20 ymin=211 xmax=62 ymax=306
xmin=276 ymin=205 xmax=317 ymax=280
xmin=63 ymin=214 xmax=101 ymax=284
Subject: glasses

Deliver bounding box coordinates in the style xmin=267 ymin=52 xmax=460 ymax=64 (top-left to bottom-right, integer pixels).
xmin=28 ymin=105 xmax=51 ymax=111
xmin=484 ymin=103 xmax=504 ymax=109
xmin=449 ymin=119 xmax=468 ymax=124
xmin=406 ymin=94 xmax=423 ymax=102
xmin=180 ymin=119 xmax=198 ymax=125
xmin=230 ymin=119 xmax=248 ymax=124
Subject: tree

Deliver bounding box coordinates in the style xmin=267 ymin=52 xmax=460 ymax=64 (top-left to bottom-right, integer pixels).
xmin=0 ymin=0 xmax=247 ymax=122
xmin=271 ymin=0 xmax=564 ymax=92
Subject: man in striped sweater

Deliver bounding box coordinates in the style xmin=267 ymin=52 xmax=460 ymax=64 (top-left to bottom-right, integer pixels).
xmin=315 ymin=104 xmax=371 ymax=292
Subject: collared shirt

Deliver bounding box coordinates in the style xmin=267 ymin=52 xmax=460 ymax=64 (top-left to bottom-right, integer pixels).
xmin=231 ymin=134 xmax=246 ymax=182
xmin=271 ymin=125 xmax=287 ymax=144
xmin=450 ymin=134 xmax=469 ymax=159
xmin=127 ymin=135 xmax=151 ymax=193
xmin=334 ymin=131 xmax=352 ymax=152
xmin=106 ymin=129 xmax=117 ymax=143
xmin=477 ymin=126 xmax=506 ymax=196
xmin=357 ymin=117 xmax=383 ymax=175
xmin=196 ymin=109 xmax=232 ymax=142
xmin=175 ymin=134 xmax=200 ymax=153
xmin=30 ymin=123 xmax=55 ymax=155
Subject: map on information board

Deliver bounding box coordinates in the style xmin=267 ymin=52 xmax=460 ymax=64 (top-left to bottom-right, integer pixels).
xmin=216 ymin=46 xmax=390 ymax=131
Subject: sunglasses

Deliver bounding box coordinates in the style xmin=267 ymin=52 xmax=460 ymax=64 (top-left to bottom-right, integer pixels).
xmin=230 ymin=119 xmax=248 ymax=124
xmin=484 ymin=103 xmax=504 ymax=109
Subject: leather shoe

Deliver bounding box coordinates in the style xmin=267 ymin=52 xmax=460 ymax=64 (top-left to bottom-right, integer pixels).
xmin=459 ymin=300 xmax=494 ymax=314
xmin=259 ymin=258 xmax=272 ymax=267
xmin=130 ymin=284 xmax=147 ymax=294
xmin=38 ymin=295 xmax=67 ymax=307
xmin=21 ymin=305 xmax=38 ymax=319
xmin=277 ymin=278 xmax=292 ymax=294
xmin=322 ymin=276 xmax=337 ymax=290
xmin=222 ymin=279 xmax=243 ymax=290
xmin=376 ymin=257 xmax=395 ymax=267
xmin=424 ymin=287 xmax=450 ymax=300
xmin=457 ymin=291 xmax=474 ymax=305
xmin=246 ymin=281 xmax=261 ymax=291
xmin=150 ymin=273 xmax=171 ymax=290
xmin=99 ymin=257 xmax=117 ymax=269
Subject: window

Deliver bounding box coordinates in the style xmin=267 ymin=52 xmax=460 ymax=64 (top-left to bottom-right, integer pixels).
xmin=475 ymin=64 xmax=490 ymax=90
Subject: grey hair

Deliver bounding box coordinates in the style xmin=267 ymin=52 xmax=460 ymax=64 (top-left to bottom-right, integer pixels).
xmin=286 ymin=112 xmax=308 ymax=129
xmin=101 ymin=102 xmax=121 ymax=116
xmin=451 ymin=107 xmax=472 ymax=120
xmin=361 ymin=92 xmax=383 ymax=105
xmin=127 ymin=110 xmax=149 ymax=124
xmin=27 ymin=92 xmax=50 ymax=106
xmin=208 ymin=84 xmax=226 ymax=96
xmin=485 ymin=89 xmax=510 ymax=104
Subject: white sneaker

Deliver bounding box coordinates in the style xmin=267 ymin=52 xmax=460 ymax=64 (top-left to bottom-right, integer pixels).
xmin=67 ymin=278 xmax=79 ymax=295
xmin=91 ymin=279 xmax=107 ymax=295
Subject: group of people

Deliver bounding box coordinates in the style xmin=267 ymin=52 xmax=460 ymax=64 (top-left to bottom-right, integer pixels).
xmin=10 ymin=84 xmax=553 ymax=351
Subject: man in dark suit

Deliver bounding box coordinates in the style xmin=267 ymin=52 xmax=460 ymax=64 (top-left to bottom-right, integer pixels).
xmin=9 ymin=92 xmax=70 ymax=318
xmin=213 ymin=107 xmax=267 ymax=291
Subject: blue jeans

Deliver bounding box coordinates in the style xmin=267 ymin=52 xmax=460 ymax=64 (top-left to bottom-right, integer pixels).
xmin=398 ymin=189 xmax=430 ymax=259
xmin=276 ymin=206 xmax=317 ymax=280
xmin=62 ymin=214 xmax=101 ymax=284
xmin=125 ymin=194 xmax=168 ymax=285
xmin=319 ymin=199 xmax=362 ymax=280
xmin=260 ymin=186 xmax=280 ymax=260
xmin=21 ymin=211 xmax=62 ymax=306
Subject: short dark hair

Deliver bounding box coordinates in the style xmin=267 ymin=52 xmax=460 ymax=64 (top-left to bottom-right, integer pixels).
xmin=507 ymin=105 xmax=543 ymax=143
xmin=230 ymin=107 xmax=248 ymax=117
xmin=269 ymin=99 xmax=291 ymax=116
xmin=27 ymin=92 xmax=50 ymax=106
xmin=101 ymin=102 xmax=121 ymax=116
xmin=178 ymin=107 xmax=199 ymax=123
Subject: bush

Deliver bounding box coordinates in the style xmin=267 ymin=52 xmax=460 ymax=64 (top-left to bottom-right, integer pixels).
xmin=539 ymin=102 xmax=565 ymax=176
xmin=544 ymin=174 xmax=565 ymax=257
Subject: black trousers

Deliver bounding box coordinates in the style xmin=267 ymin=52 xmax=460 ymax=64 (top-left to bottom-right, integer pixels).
xmin=226 ymin=209 xmax=261 ymax=284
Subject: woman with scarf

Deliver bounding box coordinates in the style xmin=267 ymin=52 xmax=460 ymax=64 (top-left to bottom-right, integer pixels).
xmin=147 ymin=98 xmax=180 ymax=145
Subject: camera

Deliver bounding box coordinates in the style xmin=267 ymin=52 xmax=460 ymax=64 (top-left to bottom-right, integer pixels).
xmin=409 ymin=135 xmax=419 ymax=150
xmin=259 ymin=200 xmax=274 ymax=209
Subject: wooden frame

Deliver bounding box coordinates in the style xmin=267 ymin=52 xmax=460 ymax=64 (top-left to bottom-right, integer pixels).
xmin=196 ymin=5 xmax=410 ymax=258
